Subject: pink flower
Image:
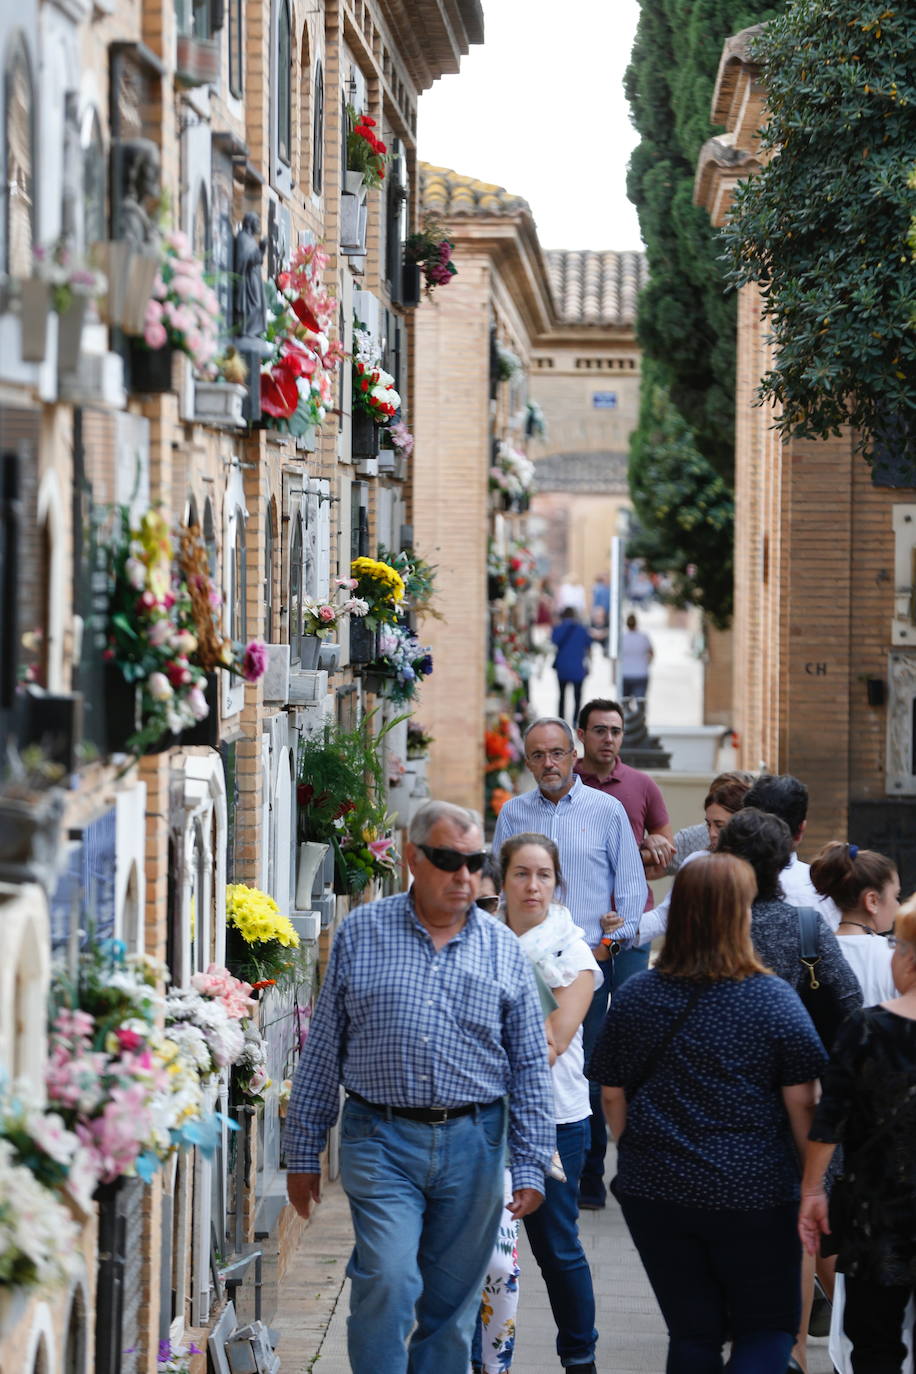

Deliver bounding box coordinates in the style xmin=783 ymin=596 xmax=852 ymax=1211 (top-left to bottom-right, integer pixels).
xmin=144 ymin=321 xmax=168 ymax=349
xmin=241 ymin=640 xmax=267 ymax=682
xmin=188 ymin=685 xmax=209 ymax=720
xmin=318 ymin=605 xmax=335 ymax=623
xmin=148 ymin=619 xmax=171 ymax=647
xmin=116 ymin=1027 xmax=144 ymax=1052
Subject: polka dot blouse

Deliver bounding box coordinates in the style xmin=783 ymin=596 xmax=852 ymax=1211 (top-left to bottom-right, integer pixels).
xmin=588 ymin=970 xmax=827 ymax=1209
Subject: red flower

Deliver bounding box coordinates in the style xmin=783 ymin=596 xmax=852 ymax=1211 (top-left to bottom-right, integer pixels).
xmin=357 ymin=115 xmax=376 ymax=127
xmin=297 ymin=783 xmax=315 ymax=806
xmin=360 ymin=379 xmax=370 ymax=392
xmin=375 ymin=140 xmax=387 ymax=154
xmin=291 ymin=298 xmax=322 ymax=333
xmin=276 ymin=272 xmax=291 ymax=291
xmin=281 ymin=343 xmax=317 ymax=379
xmin=260 ymin=363 xmax=300 ymax=419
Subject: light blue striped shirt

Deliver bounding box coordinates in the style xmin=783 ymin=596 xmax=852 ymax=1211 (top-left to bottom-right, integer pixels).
xmin=493 ymin=776 xmax=648 ymax=948
xmin=285 ymin=893 xmax=555 ymax=1191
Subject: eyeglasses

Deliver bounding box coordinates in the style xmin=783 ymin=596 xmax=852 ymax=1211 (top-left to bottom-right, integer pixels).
xmin=417 ymin=844 xmax=488 ymax=874
xmin=526 ymin=748 xmax=573 ymax=765
xmin=476 ymin=895 xmax=500 ymax=912
xmin=586 ymin=726 xmax=623 ymax=739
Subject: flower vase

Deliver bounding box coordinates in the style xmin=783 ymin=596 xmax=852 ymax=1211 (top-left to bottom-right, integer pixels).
xmin=18 ymin=277 xmax=50 ymax=362
xmin=56 ymin=296 xmax=88 ymax=374
xmin=348 ymin=618 xmax=377 ymax=664
xmin=128 ymin=338 xmax=175 ymax=394
xmin=402 ymin=262 xmax=422 ymax=309
xmin=300 ymin=635 xmax=321 ymax=670
xmin=295 ymin=841 xmax=329 ymax=909
xmin=351 ymin=407 xmax=381 ymax=458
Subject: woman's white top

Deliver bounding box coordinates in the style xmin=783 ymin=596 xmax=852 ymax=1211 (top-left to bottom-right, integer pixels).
xmin=515 ymin=902 xmax=603 ymax=1124
xmin=836 ymin=933 xmax=896 ymax=1008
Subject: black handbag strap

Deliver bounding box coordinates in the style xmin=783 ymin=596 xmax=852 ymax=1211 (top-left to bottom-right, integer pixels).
xmin=797 ymin=905 xmax=821 ymax=987
xmin=628 ymin=983 xmax=707 ymax=1100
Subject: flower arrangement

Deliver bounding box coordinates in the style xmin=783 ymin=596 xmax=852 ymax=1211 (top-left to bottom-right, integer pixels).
xmin=369 ymin=625 xmax=434 ymax=704
xmin=157 ymin=1338 xmax=203 ymax=1374
xmin=484 ymin=714 xmax=524 ymax=818
xmin=225 ymin=884 xmax=305 ymax=989
xmin=0 ymin=1136 xmax=79 ymax=1290
xmin=525 ymin=400 xmax=547 ymax=439
xmin=167 ymin=964 xmax=269 ymax=1104
xmin=297 ymin=713 xmax=404 ymax=894
xmin=143 ymin=231 xmax=221 ymax=377
xmin=406 ymin=721 xmax=434 ymax=759
xmin=0 ymin=1080 xmax=97 ymax=1214
xmin=386 ymin=420 xmax=415 ymax=457
xmin=352 ymin=322 xmax=401 ymax=425
xmin=494 ymin=339 xmax=522 ymax=383
xmin=489 ymin=442 xmax=535 ymax=505
xmin=346 ymin=107 xmax=389 ymax=189
xmin=337 ymin=828 xmax=398 ymax=893
xmin=106 ymin=511 xmax=265 ymax=755
xmin=177 ymin=521 xmax=267 ymax=682
xmin=302 ymin=578 xmax=369 ymax=639
xmin=377 ymin=547 xmax=441 ymax=620
xmin=508 ymin=542 xmax=536 ymax=595
xmin=47 ymin=940 xmax=248 ymax=1186
xmin=260 ymin=243 xmax=344 ymax=434
xmin=351 ymin=556 xmax=406 ymax=627
xmin=32 ymin=238 xmax=106 ymax=314
xmin=405 ymin=215 xmax=458 ymax=296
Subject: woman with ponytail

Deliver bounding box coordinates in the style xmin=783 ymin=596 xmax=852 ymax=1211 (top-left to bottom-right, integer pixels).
xmin=810 ymin=843 xmax=900 ymax=1004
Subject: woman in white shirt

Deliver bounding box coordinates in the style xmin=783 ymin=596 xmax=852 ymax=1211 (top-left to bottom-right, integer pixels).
xmin=475 ymin=832 xmax=602 ymax=1374
xmin=810 ymin=842 xmax=899 ymax=1002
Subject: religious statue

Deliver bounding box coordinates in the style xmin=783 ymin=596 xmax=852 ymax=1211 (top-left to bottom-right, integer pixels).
xmin=115 ymin=139 xmax=161 ymax=250
xmin=233 ymin=213 xmax=267 ymax=341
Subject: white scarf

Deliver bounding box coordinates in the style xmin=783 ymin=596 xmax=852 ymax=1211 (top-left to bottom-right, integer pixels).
xmin=515 ymin=902 xmax=595 ymax=990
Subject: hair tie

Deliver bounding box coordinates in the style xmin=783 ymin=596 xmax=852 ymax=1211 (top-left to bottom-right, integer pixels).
xmin=848 ymin=843 xmax=859 ymax=861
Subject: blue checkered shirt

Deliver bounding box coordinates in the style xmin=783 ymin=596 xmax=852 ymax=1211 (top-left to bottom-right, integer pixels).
xmin=493 ymin=776 xmax=648 ymax=948
xmin=285 ymin=893 xmax=555 ymax=1191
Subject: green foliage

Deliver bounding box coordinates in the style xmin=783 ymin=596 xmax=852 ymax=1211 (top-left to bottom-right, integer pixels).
xmin=722 ymin=2 xmax=916 ymax=464
xmin=626 ymin=0 xmax=783 ymax=624
xmin=629 ymin=362 xmax=735 ymax=627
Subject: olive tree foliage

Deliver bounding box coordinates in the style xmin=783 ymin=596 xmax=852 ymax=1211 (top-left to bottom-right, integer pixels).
xmin=625 ymin=0 xmax=782 ymax=625
xmin=723 ymin=2 xmax=916 ymax=466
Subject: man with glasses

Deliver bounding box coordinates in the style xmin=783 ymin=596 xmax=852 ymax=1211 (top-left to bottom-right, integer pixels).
xmin=493 ymin=717 xmax=648 ymax=1212
xmin=285 ymin=799 xmax=554 ymax=1374
xmin=573 ymin=697 xmax=674 ymax=1207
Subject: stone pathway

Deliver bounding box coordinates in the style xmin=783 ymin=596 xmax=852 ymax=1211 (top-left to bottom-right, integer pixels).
xmin=272 ymin=1162 xmax=835 ymax=1372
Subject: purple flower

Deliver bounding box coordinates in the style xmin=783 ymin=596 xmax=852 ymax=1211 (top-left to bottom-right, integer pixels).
xmin=241 ymin=639 xmax=268 ymax=682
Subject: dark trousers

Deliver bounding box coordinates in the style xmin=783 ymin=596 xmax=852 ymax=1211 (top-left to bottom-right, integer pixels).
xmin=622 ymin=675 xmax=649 ymax=699
xmin=618 ymin=1193 xmax=800 ymax=1373
xmin=558 ymin=678 xmax=585 ymax=725
xmin=845 ymin=1275 xmax=916 ymax=1373
xmin=580 ymin=946 xmax=650 ymax=1203
xmin=523 ymin=1117 xmax=598 ymax=1367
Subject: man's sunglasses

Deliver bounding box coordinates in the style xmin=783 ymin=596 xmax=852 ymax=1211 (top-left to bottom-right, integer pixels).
xmin=417 ymin=844 xmax=487 ymax=874
xmin=476 ymin=895 xmax=501 ymax=913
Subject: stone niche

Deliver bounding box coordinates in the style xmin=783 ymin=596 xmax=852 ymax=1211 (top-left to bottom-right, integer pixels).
xmin=886 ymin=650 xmax=916 ymax=794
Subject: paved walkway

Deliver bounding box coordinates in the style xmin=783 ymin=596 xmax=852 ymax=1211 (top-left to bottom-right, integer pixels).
xmin=273 ymin=1155 xmax=835 ymax=1372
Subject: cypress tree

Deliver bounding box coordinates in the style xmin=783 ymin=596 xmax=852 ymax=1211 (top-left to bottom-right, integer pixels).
xmin=626 ymin=0 xmax=783 ymax=626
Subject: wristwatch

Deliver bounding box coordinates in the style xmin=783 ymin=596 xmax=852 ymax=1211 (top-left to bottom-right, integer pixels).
xmin=600 ymin=937 xmax=622 ymax=958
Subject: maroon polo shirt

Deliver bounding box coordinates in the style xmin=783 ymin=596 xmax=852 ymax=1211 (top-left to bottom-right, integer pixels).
xmin=575 ymin=757 xmax=670 ymax=910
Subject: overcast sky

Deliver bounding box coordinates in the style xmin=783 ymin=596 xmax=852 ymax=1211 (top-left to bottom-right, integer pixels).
xmin=416 ymin=0 xmax=644 ymax=253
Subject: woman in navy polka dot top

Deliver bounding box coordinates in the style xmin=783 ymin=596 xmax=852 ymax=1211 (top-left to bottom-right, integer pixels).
xmin=588 ymin=852 xmax=827 ymax=1374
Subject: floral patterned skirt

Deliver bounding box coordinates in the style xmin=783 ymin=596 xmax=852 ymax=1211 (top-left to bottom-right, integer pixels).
xmin=475 ymin=1177 xmax=520 ymax=1373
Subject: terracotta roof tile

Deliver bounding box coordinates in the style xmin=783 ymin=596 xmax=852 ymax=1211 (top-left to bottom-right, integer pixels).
xmin=545 ymin=249 xmax=648 ymax=326
xmin=419 ymin=162 xmax=532 ymax=218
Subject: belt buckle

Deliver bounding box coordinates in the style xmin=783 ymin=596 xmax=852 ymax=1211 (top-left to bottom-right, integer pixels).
xmin=429 ymin=1104 xmax=449 ymax=1123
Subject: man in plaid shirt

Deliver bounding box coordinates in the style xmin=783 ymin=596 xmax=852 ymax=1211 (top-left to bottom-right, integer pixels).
xmin=286 ymin=799 xmax=554 ymax=1374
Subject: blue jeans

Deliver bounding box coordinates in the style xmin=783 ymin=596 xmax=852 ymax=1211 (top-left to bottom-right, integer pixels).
xmin=339 ymin=1097 xmax=507 ymax=1374
xmin=523 ymin=1117 xmax=598 ymax=1368
xmin=580 ymin=947 xmax=650 ymax=1201
xmin=618 ymin=1192 xmax=800 ymax=1373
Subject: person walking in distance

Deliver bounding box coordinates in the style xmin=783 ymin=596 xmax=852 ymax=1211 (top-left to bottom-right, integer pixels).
xmin=551 ymin=609 xmax=593 ymax=726
xmin=493 ymin=717 xmax=648 ymax=1212
xmin=574 ymin=697 xmax=675 ymax=1208
xmin=284 ymin=800 xmax=554 ymax=1374
xmin=620 ymin=613 xmax=653 ymax=700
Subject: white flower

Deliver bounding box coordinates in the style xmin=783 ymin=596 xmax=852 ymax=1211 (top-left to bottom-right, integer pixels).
xmin=147 ymin=671 xmax=173 ymax=702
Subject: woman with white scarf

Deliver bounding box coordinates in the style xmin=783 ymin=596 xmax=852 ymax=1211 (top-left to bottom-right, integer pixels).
xmin=474 ymin=831 xmax=602 ymax=1374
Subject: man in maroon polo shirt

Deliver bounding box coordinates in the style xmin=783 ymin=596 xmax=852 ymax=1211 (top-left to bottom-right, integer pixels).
xmin=574 ymin=696 xmax=675 ymax=1209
